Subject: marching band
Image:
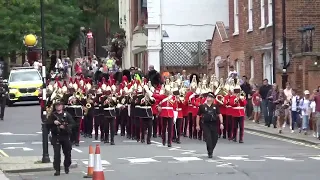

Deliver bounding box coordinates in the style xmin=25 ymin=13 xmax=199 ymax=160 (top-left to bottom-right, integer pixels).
xmin=42 ymin=71 xmax=247 ymax=147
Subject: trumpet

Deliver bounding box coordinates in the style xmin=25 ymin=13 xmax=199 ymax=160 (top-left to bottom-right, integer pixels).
xmin=215 ymin=95 xmax=224 ymax=105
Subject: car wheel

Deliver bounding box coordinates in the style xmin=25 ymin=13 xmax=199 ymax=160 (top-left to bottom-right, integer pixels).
xmin=7 ymin=100 xmax=14 ymax=107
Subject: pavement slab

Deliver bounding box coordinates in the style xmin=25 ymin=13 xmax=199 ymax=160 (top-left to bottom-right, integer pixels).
xmin=0 ymin=156 xmax=77 ymax=173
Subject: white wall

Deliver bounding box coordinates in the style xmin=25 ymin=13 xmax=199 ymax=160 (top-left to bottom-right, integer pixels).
xmin=160 ymin=0 xmax=229 ymax=42
xmin=119 ymin=0 xmax=132 ymax=69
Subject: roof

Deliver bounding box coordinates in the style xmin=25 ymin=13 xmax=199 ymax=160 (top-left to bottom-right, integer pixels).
xmin=212 ymin=21 xmax=229 ymax=42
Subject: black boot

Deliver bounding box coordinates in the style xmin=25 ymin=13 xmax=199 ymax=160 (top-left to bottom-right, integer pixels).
xmin=64 ymin=167 xmax=69 ymax=174
xmin=54 ymin=171 xmax=60 ymax=176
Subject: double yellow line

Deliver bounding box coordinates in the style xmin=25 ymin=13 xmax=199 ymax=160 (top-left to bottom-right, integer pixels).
xmin=0 ymin=149 xmax=9 ymax=157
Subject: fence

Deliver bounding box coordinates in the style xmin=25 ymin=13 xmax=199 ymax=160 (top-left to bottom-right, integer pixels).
xmin=160 ymin=41 xmax=208 ymax=67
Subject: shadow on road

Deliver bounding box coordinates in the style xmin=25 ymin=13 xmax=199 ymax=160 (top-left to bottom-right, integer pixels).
xmin=8 ymin=102 xmax=39 ymax=107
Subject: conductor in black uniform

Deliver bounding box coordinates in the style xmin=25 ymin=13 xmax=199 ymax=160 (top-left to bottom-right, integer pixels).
xmin=0 ymin=78 xmax=8 ymax=120
xmin=196 ymin=92 xmax=223 ymax=158
xmin=47 ymin=101 xmax=75 ymax=176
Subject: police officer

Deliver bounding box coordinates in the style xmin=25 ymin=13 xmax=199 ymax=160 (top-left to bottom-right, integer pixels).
xmin=0 ymin=78 xmax=8 ymax=120
xmin=47 ymin=101 xmax=75 ymax=176
xmin=196 ymin=92 xmax=223 ymax=158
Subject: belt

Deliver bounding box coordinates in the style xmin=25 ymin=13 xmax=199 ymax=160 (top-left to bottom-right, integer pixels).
xmin=94 ymin=107 xmax=100 ymax=110
xmin=66 ymin=105 xmax=82 ymax=108
xmin=135 ymin=105 xmax=141 ymax=108
xmin=176 ymin=108 xmax=182 ymax=111
xmin=140 ymin=106 xmax=151 ymax=109
xmin=233 ymin=107 xmax=245 ymax=109
xmin=162 ymin=107 xmax=173 ymax=110
xmin=188 ymin=105 xmax=196 ymax=108
xmin=104 ymin=107 xmax=115 ymax=110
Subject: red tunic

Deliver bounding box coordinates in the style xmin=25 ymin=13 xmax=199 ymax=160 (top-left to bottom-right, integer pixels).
xmin=229 ymin=96 xmax=247 ymax=117
xmin=151 ymin=89 xmax=160 ymax=115
xmin=224 ymin=95 xmax=233 ymax=116
xmin=153 ymin=94 xmax=177 ymax=118
xmin=184 ymin=91 xmax=198 ymax=116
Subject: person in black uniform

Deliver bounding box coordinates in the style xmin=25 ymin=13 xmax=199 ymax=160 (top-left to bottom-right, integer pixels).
xmin=83 ymin=91 xmax=94 ymax=138
xmin=0 ymin=78 xmax=8 ymax=120
xmin=101 ymin=91 xmax=117 ymax=145
xmin=130 ymin=92 xmax=138 ymax=140
xmin=93 ymin=90 xmax=104 ymax=141
xmin=118 ymin=89 xmax=129 ymax=136
xmin=47 ymin=101 xmax=75 ymax=176
xmin=196 ymin=92 xmax=223 ymax=158
xmin=134 ymin=87 xmax=144 ymax=142
xmin=137 ymin=88 xmax=155 ymax=144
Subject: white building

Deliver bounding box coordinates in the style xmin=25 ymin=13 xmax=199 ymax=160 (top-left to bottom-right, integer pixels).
xmin=119 ymin=0 xmax=229 ymax=72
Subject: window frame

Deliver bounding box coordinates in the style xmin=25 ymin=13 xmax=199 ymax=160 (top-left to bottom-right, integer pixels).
xmin=247 ymin=0 xmax=253 ymax=32
xmin=267 ymin=0 xmax=273 ymax=27
xmin=233 ymin=0 xmax=239 ymax=35
xmin=259 ymin=0 xmax=265 ymax=29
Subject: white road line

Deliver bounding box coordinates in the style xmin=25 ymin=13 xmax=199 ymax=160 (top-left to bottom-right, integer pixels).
xmin=72 ymin=148 xmax=83 ymax=153
xmin=2 ymin=142 xmax=25 ymax=145
xmin=31 ymin=142 xmax=42 ymax=144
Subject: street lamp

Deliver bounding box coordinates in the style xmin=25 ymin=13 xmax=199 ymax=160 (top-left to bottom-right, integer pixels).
xmin=40 ymin=0 xmax=50 ymax=163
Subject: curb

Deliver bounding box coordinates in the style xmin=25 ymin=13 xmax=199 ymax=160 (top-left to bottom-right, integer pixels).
xmin=2 ymin=162 xmax=78 ymax=173
xmin=245 ymin=127 xmax=320 ymax=147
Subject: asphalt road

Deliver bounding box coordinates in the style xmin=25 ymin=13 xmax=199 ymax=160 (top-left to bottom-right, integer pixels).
xmin=1 ymin=103 xmax=320 ymax=180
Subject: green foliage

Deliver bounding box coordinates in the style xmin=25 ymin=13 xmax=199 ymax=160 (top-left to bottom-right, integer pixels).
xmin=0 ymin=0 xmax=119 ymax=57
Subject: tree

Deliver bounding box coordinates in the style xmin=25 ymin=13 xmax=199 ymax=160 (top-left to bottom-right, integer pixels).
xmin=0 ymin=0 xmax=88 ymax=57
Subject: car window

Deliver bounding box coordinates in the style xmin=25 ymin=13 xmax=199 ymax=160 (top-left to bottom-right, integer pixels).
xmin=9 ymin=71 xmax=41 ymax=82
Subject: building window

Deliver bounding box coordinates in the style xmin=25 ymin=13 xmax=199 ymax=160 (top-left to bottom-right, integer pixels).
xmin=248 ymin=0 xmax=253 ymax=32
xmin=235 ymin=59 xmax=240 ymax=74
xmin=263 ymin=52 xmax=273 ymax=83
xmin=214 ymin=56 xmax=221 ymax=78
xmin=260 ymin=0 xmax=265 ymax=29
xmin=250 ymin=57 xmax=254 ymax=79
xmin=233 ymin=0 xmax=239 ymax=35
xmin=267 ymin=0 xmax=272 ymax=26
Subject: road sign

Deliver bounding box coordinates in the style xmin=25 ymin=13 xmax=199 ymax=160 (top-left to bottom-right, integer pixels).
xmin=87 ymin=31 xmax=93 ymax=39
xmin=3 ymin=147 xmax=33 ymax=151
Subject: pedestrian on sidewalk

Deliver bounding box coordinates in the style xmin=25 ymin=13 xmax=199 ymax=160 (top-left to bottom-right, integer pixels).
xmin=266 ymin=83 xmax=278 ymax=128
xmin=290 ymin=90 xmax=300 ymax=133
xmin=299 ymin=90 xmax=311 ymax=135
xmin=252 ymin=88 xmax=261 ymax=124
xmin=310 ymin=93 xmax=317 ymax=137
xmin=259 ymin=79 xmax=272 ymax=126
xmin=274 ymin=89 xmax=286 ymax=134
xmin=310 ymin=89 xmax=320 ymax=139
xmin=284 ymin=82 xmax=293 ymax=129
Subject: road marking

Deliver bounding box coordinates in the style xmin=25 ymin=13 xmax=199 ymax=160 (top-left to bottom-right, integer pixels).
xmin=3 ymin=147 xmax=33 ymax=151
xmin=264 ymin=157 xmax=296 ymax=161
xmin=2 ymin=142 xmax=25 ymax=145
xmin=31 ymin=142 xmax=42 ymax=144
xmin=150 ymin=140 xmax=162 ymax=145
xmin=36 ymin=132 xmax=42 ymax=134
xmin=172 ymin=157 xmax=202 ymax=162
xmin=0 ymin=149 xmax=9 ymax=157
xmin=0 ymin=132 xmax=38 ymax=136
xmin=127 ymin=158 xmax=159 ymax=163
xmin=72 ymin=148 xmax=83 ymax=153
xmin=309 ymin=157 xmax=320 ymax=160
xmin=243 ymin=159 xmax=266 ymax=162
xmin=122 ymin=140 xmax=137 ymax=143
xmin=246 ymin=130 xmax=320 ymax=149
xmin=218 ymin=156 xmax=249 ymax=160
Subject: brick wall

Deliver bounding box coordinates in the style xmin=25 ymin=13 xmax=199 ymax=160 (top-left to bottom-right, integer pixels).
xmin=222 ymin=0 xmax=320 ymax=87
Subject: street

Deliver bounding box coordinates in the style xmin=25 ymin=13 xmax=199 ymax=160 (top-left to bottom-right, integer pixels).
xmin=0 ymin=103 xmax=320 ymax=180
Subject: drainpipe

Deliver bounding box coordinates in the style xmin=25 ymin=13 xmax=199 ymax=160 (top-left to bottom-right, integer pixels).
xmin=272 ymin=0 xmax=276 ymax=84
xmin=281 ymin=0 xmax=288 ymax=89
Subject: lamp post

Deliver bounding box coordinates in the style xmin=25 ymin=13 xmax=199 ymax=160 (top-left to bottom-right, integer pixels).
xmin=281 ymin=0 xmax=287 ymax=89
xmin=40 ymin=0 xmax=50 ymax=163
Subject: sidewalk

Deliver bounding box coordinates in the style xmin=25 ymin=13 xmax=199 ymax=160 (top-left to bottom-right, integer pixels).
xmin=244 ymin=120 xmax=320 ymax=146
xmin=0 ymin=156 xmax=78 ymax=173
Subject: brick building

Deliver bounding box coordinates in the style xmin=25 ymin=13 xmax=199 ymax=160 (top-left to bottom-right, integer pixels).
xmin=210 ymin=0 xmax=320 ymax=93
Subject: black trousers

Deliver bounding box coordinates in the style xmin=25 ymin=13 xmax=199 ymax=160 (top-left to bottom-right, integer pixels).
xmin=226 ymin=115 xmax=233 ymax=139
xmin=202 ymin=122 xmax=218 ymax=155
xmin=52 ymin=136 xmax=72 ymax=171
xmin=126 ymin=114 xmax=132 ymax=138
xmin=152 ymin=115 xmax=158 ymax=136
xmin=120 ymin=108 xmax=128 ymax=136
xmin=141 ymin=118 xmax=152 ymax=141
xmin=233 ymin=116 xmax=244 ymax=141
xmin=0 ymin=97 xmax=5 ymax=119
xmin=162 ymin=117 xmax=173 ymax=145
xmin=222 ymin=115 xmax=228 ymax=138
xmin=104 ymin=117 xmax=115 ymax=142
xmin=71 ymin=117 xmax=81 ymax=143
xmin=94 ymin=115 xmax=104 ymax=139
xmin=84 ymin=114 xmax=93 ymax=135
xmin=183 ymin=116 xmax=188 ymax=136
xmin=173 ymin=118 xmax=182 ymax=141
xmin=188 ymin=113 xmax=196 ymax=138
xmin=135 ymin=117 xmax=141 ymax=140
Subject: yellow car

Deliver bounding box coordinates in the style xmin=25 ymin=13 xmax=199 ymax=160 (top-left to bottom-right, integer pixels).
xmin=7 ymin=67 xmax=43 ymax=106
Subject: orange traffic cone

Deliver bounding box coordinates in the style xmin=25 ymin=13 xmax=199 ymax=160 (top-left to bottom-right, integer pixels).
xmin=92 ymin=144 xmax=105 ymax=180
xmin=83 ymin=145 xmax=94 ymax=178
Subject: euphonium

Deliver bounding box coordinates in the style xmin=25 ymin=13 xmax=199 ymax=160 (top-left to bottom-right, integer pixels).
xmin=75 ymin=91 xmax=82 ymax=99
xmin=215 ymin=95 xmax=224 ymax=105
